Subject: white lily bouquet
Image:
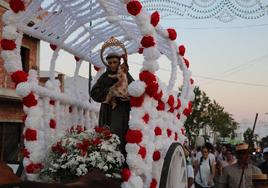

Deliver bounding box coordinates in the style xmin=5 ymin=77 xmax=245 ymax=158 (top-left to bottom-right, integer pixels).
xmin=39 ymin=127 xmax=124 ymax=182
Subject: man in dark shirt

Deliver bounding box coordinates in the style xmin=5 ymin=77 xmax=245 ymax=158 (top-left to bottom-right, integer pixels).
xmin=259 ymin=147 xmax=268 ymax=175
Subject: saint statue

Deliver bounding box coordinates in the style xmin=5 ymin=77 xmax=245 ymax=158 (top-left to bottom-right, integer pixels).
xmin=91 ymin=37 xmax=134 ymax=156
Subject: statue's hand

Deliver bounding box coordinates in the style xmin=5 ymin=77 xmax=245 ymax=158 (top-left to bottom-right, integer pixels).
xmin=0 ymin=163 xmax=21 ymax=185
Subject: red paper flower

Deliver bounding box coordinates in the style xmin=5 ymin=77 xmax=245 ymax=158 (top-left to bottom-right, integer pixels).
xmin=138 ymin=47 xmax=144 ymax=54
xmin=183 ymin=102 xmax=193 ymax=117
xmin=153 ymin=90 xmax=163 ymax=101
xmin=121 ymin=168 xmax=131 ymax=182
xmin=177 ymin=113 xmax=181 ymax=120
xmin=145 ymin=82 xmax=159 ymax=98
xmin=139 ymin=71 xmax=156 ymax=84
xmin=154 ymin=127 xmax=162 ymax=136
xmin=183 ymin=58 xmax=190 ymax=68
xmin=50 ymin=44 xmax=57 ymax=50
xmin=11 ymin=70 xmax=28 ymax=85
xmin=126 ymin=129 xmax=143 ymax=144
xmin=140 ymin=36 xmax=155 ymax=48
xmin=52 ymin=142 xmax=66 ymax=154
xmin=94 ymin=66 xmax=100 ymax=71
xmin=21 ymin=148 xmax=30 ymax=158
xmin=175 ymin=98 xmax=181 ymax=109
xmin=142 ymin=113 xmax=150 ymax=124
xmin=25 ymin=163 xmax=42 ymax=174
xmin=49 ymin=119 xmax=56 ymax=129
xmin=130 ymin=95 xmax=144 ymax=107
xmin=76 ymin=125 xmax=84 ymax=133
xmin=93 ymin=138 xmax=101 ymax=146
xmin=181 ymin=128 xmax=186 ymax=135
xmin=1 ymin=39 xmax=16 ymax=50
xmin=167 ymin=95 xmax=175 ymax=108
xmin=150 ymin=178 xmax=157 ymax=188
xmin=167 ymin=129 xmax=172 ymax=137
xmin=49 ymin=100 xmax=55 ymax=105
xmin=178 ymin=45 xmax=186 ymax=56
xmin=77 ymin=139 xmax=90 ymax=156
xmin=22 ymin=93 xmax=37 ymax=107
xmin=168 ymin=107 xmax=175 ymax=113
xmin=151 ymin=11 xmax=160 ymax=27
xmin=25 ymin=128 xmax=37 ymax=141
xmin=153 ymin=150 xmax=161 ymax=161
xmin=22 ymin=114 xmax=27 ymax=123
xmin=174 ymin=132 xmax=178 ymax=141
xmin=157 ymin=100 xmax=165 ymax=111
xmin=138 ymin=146 xmax=147 ymax=159
xmin=74 ymin=56 xmax=80 ymax=62
xmin=167 ymin=28 xmax=177 ymax=40
xmin=190 ymin=78 xmax=194 ymax=85
xmin=127 ymin=0 xmax=142 ymax=16
xmin=9 ymin=0 xmax=25 ymax=13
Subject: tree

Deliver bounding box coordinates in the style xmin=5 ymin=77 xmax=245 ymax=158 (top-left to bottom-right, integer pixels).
xmin=260 ymin=136 xmax=268 ymax=149
xmin=184 ymin=87 xmax=238 ymax=141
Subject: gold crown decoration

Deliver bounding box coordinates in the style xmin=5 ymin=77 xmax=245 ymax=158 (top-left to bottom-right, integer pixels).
xmin=100 ymin=36 xmax=127 ymax=67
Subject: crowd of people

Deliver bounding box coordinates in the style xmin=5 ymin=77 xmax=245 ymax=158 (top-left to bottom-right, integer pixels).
xmin=185 ymin=142 xmax=268 ymax=188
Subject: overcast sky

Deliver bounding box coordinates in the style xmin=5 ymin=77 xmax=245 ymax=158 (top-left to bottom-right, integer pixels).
xmin=40 ymin=13 xmax=268 ymax=126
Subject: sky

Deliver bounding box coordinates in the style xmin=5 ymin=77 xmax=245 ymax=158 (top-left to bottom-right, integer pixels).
xmin=40 ymin=10 xmax=268 ymax=127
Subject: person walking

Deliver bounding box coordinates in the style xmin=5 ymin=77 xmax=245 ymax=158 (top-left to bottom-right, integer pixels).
xmin=259 ymin=147 xmax=268 ymax=175
xmin=219 ymin=143 xmax=262 ymax=188
xmin=194 ymin=146 xmax=216 ymax=188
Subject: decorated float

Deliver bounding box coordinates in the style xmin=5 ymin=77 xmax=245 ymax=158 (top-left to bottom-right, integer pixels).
xmin=1 ymin=0 xmax=195 ymax=187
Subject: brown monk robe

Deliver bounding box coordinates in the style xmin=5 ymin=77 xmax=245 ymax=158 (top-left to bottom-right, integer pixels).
xmin=0 ymin=163 xmax=120 ymax=188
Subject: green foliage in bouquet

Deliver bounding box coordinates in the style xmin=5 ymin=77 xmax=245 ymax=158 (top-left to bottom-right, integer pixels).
xmin=39 ymin=127 xmax=124 ymax=182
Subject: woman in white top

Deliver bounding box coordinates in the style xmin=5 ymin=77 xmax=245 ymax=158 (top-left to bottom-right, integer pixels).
xmin=195 ymin=146 xmax=215 ymax=188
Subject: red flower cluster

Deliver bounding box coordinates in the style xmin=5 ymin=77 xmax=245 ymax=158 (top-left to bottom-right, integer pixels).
xmin=9 ymin=0 xmax=25 ymax=13
xmin=22 ymin=114 xmax=27 ymax=123
xmin=121 ymin=167 xmax=131 ymax=182
xmin=94 ymin=66 xmax=100 ymax=71
xmin=74 ymin=56 xmax=80 ymax=62
xmin=139 ymin=71 xmax=159 ymax=97
xmin=167 ymin=95 xmax=175 ymax=109
xmin=26 ymin=163 xmax=42 ymax=174
xmin=190 ymin=78 xmax=194 ymax=85
xmin=150 ymin=178 xmax=157 ymax=188
xmin=178 ymin=45 xmax=186 ymax=56
xmin=142 ymin=113 xmax=150 ymax=124
xmin=167 ymin=129 xmax=172 ymax=137
xmin=167 ymin=28 xmax=177 ymax=41
xmin=175 ymin=98 xmax=181 ymax=109
xmin=138 ymin=47 xmax=144 ymax=54
xmin=153 ymin=90 xmax=163 ymax=101
xmin=1 ymin=39 xmax=16 ymax=50
xmin=95 ymin=127 xmax=112 ymax=139
xmin=49 ymin=100 xmax=55 ymax=105
xmin=25 ymin=128 xmax=37 ymax=141
xmin=77 ymin=139 xmax=90 ymax=156
xmin=181 ymin=128 xmax=186 ymax=136
xmin=151 ymin=11 xmax=160 ymax=27
xmin=130 ymin=95 xmax=144 ymax=107
xmin=153 ymin=150 xmax=161 ymax=161
xmin=50 ymin=44 xmax=58 ymax=50
xmin=127 ymin=0 xmax=142 ymax=16
xmin=154 ymin=127 xmax=162 ymax=136
xmin=174 ymin=132 xmax=178 ymax=141
xmin=177 ymin=113 xmax=181 ymax=120
xmin=183 ymin=102 xmax=193 ymax=117
xmin=92 ymin=138 xmax=101 ymax=146
xmin=11 ymin=70 xmax=28 ymax=85
xmin=126 ymin=129 xmax=143 ymax=144
xmin=183 ymin=58 xmax=190 ymax=68
xmin=22 ymin=93 xmax=37 ymax=107
xmin=52 ymin=141 xmax=66 ymax=155
xmin=140 ymin=36 xmax=155 ymax=48
xmin=138 ymin=146 xmax=147 ymax=159
xmin=157 ymin=100 xmax=165 ymax=111
xmin=49 ymin=119 xmax=56 ymax=129
xmin=21 ymin=148 xmax=30 ymax=158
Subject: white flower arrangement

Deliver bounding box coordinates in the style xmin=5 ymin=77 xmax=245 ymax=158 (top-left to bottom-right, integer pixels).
xmin=39 ymin=127 xmax=124 ymax=182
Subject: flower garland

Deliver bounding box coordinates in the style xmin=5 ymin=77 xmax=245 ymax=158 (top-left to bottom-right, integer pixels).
xmin=122 ymin=1 xmax=195 ymax=188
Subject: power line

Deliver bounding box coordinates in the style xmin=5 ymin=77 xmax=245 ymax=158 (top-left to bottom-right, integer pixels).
xmin=129 ymin=61 xmax=268 ymax=88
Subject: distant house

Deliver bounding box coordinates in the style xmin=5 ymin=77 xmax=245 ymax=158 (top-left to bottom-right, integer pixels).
xmin=0 ymin=1 xmax=40 ymax=162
